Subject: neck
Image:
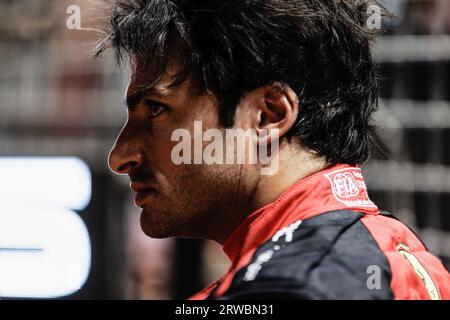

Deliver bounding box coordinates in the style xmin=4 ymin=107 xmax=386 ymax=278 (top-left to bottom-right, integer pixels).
xmin=212 ymin=145 xmax=329 ymax=244
xmin=250 ymin=147 xmax=329 ymax=218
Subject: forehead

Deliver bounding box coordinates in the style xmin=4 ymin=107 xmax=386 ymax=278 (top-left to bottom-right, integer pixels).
xmin=124 ymin=61 xmax=215 ymax=114
xmin=127 ymin=58 xmax=183 ymax=96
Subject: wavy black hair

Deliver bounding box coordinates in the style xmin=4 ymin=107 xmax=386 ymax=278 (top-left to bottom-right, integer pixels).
xmin=96 ymin=0 xmax=385 ymax=165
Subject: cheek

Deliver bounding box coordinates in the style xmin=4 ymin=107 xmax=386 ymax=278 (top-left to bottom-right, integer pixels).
xmin=140 ymin=123 xmax=195 ymax=192
xmin=140 ymin=122 xmax=175 ymax=161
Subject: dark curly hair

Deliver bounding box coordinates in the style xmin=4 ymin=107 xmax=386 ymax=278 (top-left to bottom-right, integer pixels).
xmin=96 ymin=0 xmax=385 ymax=165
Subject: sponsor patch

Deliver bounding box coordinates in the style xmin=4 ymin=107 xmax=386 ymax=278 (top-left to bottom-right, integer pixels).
xmin=325 ymin=167 xmax=377 ymax=208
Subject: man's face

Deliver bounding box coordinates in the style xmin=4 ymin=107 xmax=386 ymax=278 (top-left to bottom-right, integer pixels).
xmin=108 ymin=62 xmax=256 ymax=240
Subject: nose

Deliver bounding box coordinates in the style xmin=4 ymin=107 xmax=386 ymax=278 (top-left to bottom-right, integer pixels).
xmin=108 ymin=130 xmax=143 ymax=175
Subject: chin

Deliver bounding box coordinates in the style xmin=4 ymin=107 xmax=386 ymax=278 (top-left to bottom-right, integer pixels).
xmin=139 ymin=207 xmax=203 ymax=239
xmin=140 ymin=211 xmax=173 ymax=238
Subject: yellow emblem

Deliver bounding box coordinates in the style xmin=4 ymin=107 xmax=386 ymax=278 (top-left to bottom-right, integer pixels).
xmin=396 ymin=243 xmax=440 ymax=300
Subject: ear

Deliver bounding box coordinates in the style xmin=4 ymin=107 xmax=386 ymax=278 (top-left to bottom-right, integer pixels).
xmin=256 ymin=82 xmax=299 ymax=144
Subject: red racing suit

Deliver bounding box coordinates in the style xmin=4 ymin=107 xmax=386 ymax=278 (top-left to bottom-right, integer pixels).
xmin=191 ymin=164 xmax=450 ymax=300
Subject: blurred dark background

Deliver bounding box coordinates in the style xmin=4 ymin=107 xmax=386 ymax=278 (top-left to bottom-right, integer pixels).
xmin=0 ymin=0 xmax=449 ymax=299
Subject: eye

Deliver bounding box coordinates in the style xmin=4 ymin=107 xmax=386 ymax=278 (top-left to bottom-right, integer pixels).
xmin=143 ymin=100 xmax=167 ymax=118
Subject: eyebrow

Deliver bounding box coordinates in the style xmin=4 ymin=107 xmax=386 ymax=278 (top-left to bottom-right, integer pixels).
xmin=124 ymin=87 xmax=171 ymax=111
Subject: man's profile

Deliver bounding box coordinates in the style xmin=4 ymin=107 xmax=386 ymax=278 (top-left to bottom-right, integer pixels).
xmin=96 ymin=0 xmax=450 ymax=299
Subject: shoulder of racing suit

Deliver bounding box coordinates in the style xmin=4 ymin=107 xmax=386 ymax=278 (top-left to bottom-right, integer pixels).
xmin=216 ymin=210 xmax=394 ymax=300
xmin=190 ymin=164 xmax=450 ymax=300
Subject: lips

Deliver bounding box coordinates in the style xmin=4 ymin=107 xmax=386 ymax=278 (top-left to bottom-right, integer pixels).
xmin=130 ymin=182 xmax=157 ymax=208
xmin=134 ymin=188 xmax=156 ymax=207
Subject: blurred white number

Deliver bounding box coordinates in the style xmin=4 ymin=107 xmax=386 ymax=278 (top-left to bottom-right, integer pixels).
xmin=0 ymin=157 xmax=92 ymax=298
